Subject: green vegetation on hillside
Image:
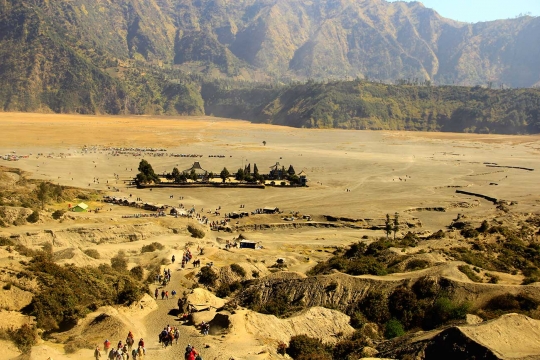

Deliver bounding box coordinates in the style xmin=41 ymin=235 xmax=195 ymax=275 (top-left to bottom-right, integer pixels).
xmin=204 ymin=79 xmax=540 ymax=134
xmin=22 ymin=248 xmax=147 ymax=332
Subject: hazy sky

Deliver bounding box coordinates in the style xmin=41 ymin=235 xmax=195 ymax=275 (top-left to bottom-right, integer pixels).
xmin=388 ymin=0 xmax=540 ymax=23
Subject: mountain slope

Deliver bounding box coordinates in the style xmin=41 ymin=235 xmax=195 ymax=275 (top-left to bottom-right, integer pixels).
xmin=203 ymin=79 xmax=540 ymax=134
xmin=169 ymin=0 xmax=540 ymax=87
xmin=0 ymin=1 xmax=203 ymax=115
xmin=1 ymin=0 xmax=540 ymax=117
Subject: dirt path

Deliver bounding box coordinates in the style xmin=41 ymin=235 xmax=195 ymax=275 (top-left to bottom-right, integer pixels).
xmin=143 ymin=285 xmax=236 ymax=360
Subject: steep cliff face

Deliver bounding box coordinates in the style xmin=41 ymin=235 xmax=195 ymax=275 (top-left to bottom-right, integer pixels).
xmin=170 ymin=0 xmax=540 ymax=86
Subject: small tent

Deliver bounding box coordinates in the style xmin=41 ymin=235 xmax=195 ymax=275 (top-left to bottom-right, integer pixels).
xmin=72 ymin=202 xmax=88 ymax=212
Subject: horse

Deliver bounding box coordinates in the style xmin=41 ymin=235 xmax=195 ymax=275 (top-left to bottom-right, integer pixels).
xmin=159 ymin=332 xmax=172 ymax=348
xmin=137 ymin=346 xmax=144 ymax=359
xmin=193 ymin=259 xmax=200 ymax=268
xmin=126 ymin=336 xmax=134 ymax=351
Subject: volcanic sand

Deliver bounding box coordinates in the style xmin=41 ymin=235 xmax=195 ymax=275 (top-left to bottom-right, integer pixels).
xmin=2 ymin=112 xmax=540 ymax=230
xmin=2 ymin=112 xmax=540 ymax=359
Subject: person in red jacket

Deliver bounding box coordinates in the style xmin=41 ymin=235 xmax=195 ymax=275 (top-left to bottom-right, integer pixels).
xmin=103 ymin=339 xmax=111 ymax=354
xmin=185 ymin=344 xmax=198 ymax=360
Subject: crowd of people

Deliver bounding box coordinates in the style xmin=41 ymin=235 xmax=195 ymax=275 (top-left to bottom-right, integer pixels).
xmin=122 ymin=212 xmax=166 ymax=219
xmin=154 ymin=268 xmax=172 ymax=287
xmin=95 ymin=332 xmax=145 ymax=360
xmin=181 ymin=248 xmax=193 ymax=268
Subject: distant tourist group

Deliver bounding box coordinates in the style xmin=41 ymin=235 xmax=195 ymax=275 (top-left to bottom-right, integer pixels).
xmin=97 ymin=332 xmax=145 ymax=360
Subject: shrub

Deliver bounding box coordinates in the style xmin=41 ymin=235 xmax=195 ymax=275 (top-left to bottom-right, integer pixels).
xmin=117 ymin=280 xmax=143 ymax=304
xmin=141 ymin=242 xmax=165 ymax=253
xmin=8 ymin=324 xmax=37 ymax=353
xmin=145 ymin=262 xmax=162 ymax=284
xmin=399 ymin=232 xmax=419 ymax=247
xmin=384 ymin=319 xmax=405 ymax=339
xmin=428 ymin=230 xmax=445 ymax=240
xmin=406 ymin=259 xmax=429 ymax=271
xmin=366 ymin=239 xmax=394 ymax=256
xmin=360 ymin=291 xmax=390 ymax=324
xmin=277 ymin=341 xmax=287 ymax=355
xmin=287 ymin=335 xmax=331 ymax=359
xmin=345 ymin=242 xmax=367 ymax=258
xmin=478 ymin=220 xmax=490 ymax=233
xmin=485 ymin=294 xmax=520 ymax=311
xmin=187 ymin=224 xmax=205 ymax=238
xmin=26 ymin=210 xmax=39 ymax=223
xmin=388 ymin=287 xmax=419 ymax=328
xmin=523 ymin=276 xmax=540 ymax=285
xmin=229 ymin=281 xmax=243 ymax=292
xmin=350 ymin=311 xmax=367 ymax=329
xmin=487 ymin=273 xmax=499 ymax=284
xmin=25 ymin=256 xmax=146 ymax=332
xmin=83 ymin=249 xmax=100 ymax=259
xmin=64 ymin=337 xmax=92 ymax=353
xmin=258 ymin=292 xmax=294 ymax=317
xmin=216 ymin=283 xmax=232 ymax=298
xmin=458 ymin=265 xmax=482 ymax=282
xmin=230 ymin=263 xmax=246 ymax=277
xmin=3 ymin=282 xmax=12 ymax=290
xmin=429 ymin=297 xmax=470 ymax=327
xmin=52 ymin=210 xmax=65 ymax=220
xmin=461 ymin=228 xmax=479 ymax=239
xmin=111 ymin=251 xmax=128 ymax=272
xmin=332 ymin=339 xmax=366 ymax=360
xmin=485 ymin=294 xmax=538 ymax=313
xmin=13 ymin=216 xmax=26 ymax=226
xmin=297 ymin=354 xmax=332 ymax=360
xmin=252 ymin=270 xmax=260 ymax=278
xmin=129 ymin=265 xmax=144 ymax=281
xmin=0 ymin=237 xmax=14 ymax=246
xmin=347 ymin=257 xmax=388 ymax=276
xmin=197 ymin=266 xmax=218 ymax=287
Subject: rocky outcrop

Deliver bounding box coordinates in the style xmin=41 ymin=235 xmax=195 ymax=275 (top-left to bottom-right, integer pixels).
xmin=379 ymin=314 xmax=540 ymax=360
xmin=213 ymin=307 xmax=355 ymax=344
xmin=6 ymin=223 xmax=171 ymax=247
xmin=237 ymin=265 xmax=540 ymax=314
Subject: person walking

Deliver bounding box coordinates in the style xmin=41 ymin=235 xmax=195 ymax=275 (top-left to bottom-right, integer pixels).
xmin=104 ymin=339 xmax=111 ymax=355
xmin=94 ymin=346 xmax=102 ymax=360
xmin=185 ymin=344 xmax=199 ymax=360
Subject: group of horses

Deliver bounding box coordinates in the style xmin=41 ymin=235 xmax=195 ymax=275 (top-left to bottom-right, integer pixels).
xmin=158 ymin=329 xmax=179 ymax=348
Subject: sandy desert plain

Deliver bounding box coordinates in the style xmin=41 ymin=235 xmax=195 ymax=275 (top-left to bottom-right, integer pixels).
xmin=1 ymin=112 xmax=540 ymax=360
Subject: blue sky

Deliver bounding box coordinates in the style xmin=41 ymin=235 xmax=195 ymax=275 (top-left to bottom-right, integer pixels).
xmin=387 ymin=0 xmax=540 ymax=23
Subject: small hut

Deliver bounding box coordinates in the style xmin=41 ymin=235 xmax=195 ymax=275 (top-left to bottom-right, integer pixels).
xmin=239 ymin=240 xmax=257 ymax=249
xmin=298 ymin=170 xmax=308 ymax=186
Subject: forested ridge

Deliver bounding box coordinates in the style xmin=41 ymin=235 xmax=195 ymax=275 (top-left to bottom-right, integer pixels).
xmin=203 ymin=79 xmax=540 ymax=134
